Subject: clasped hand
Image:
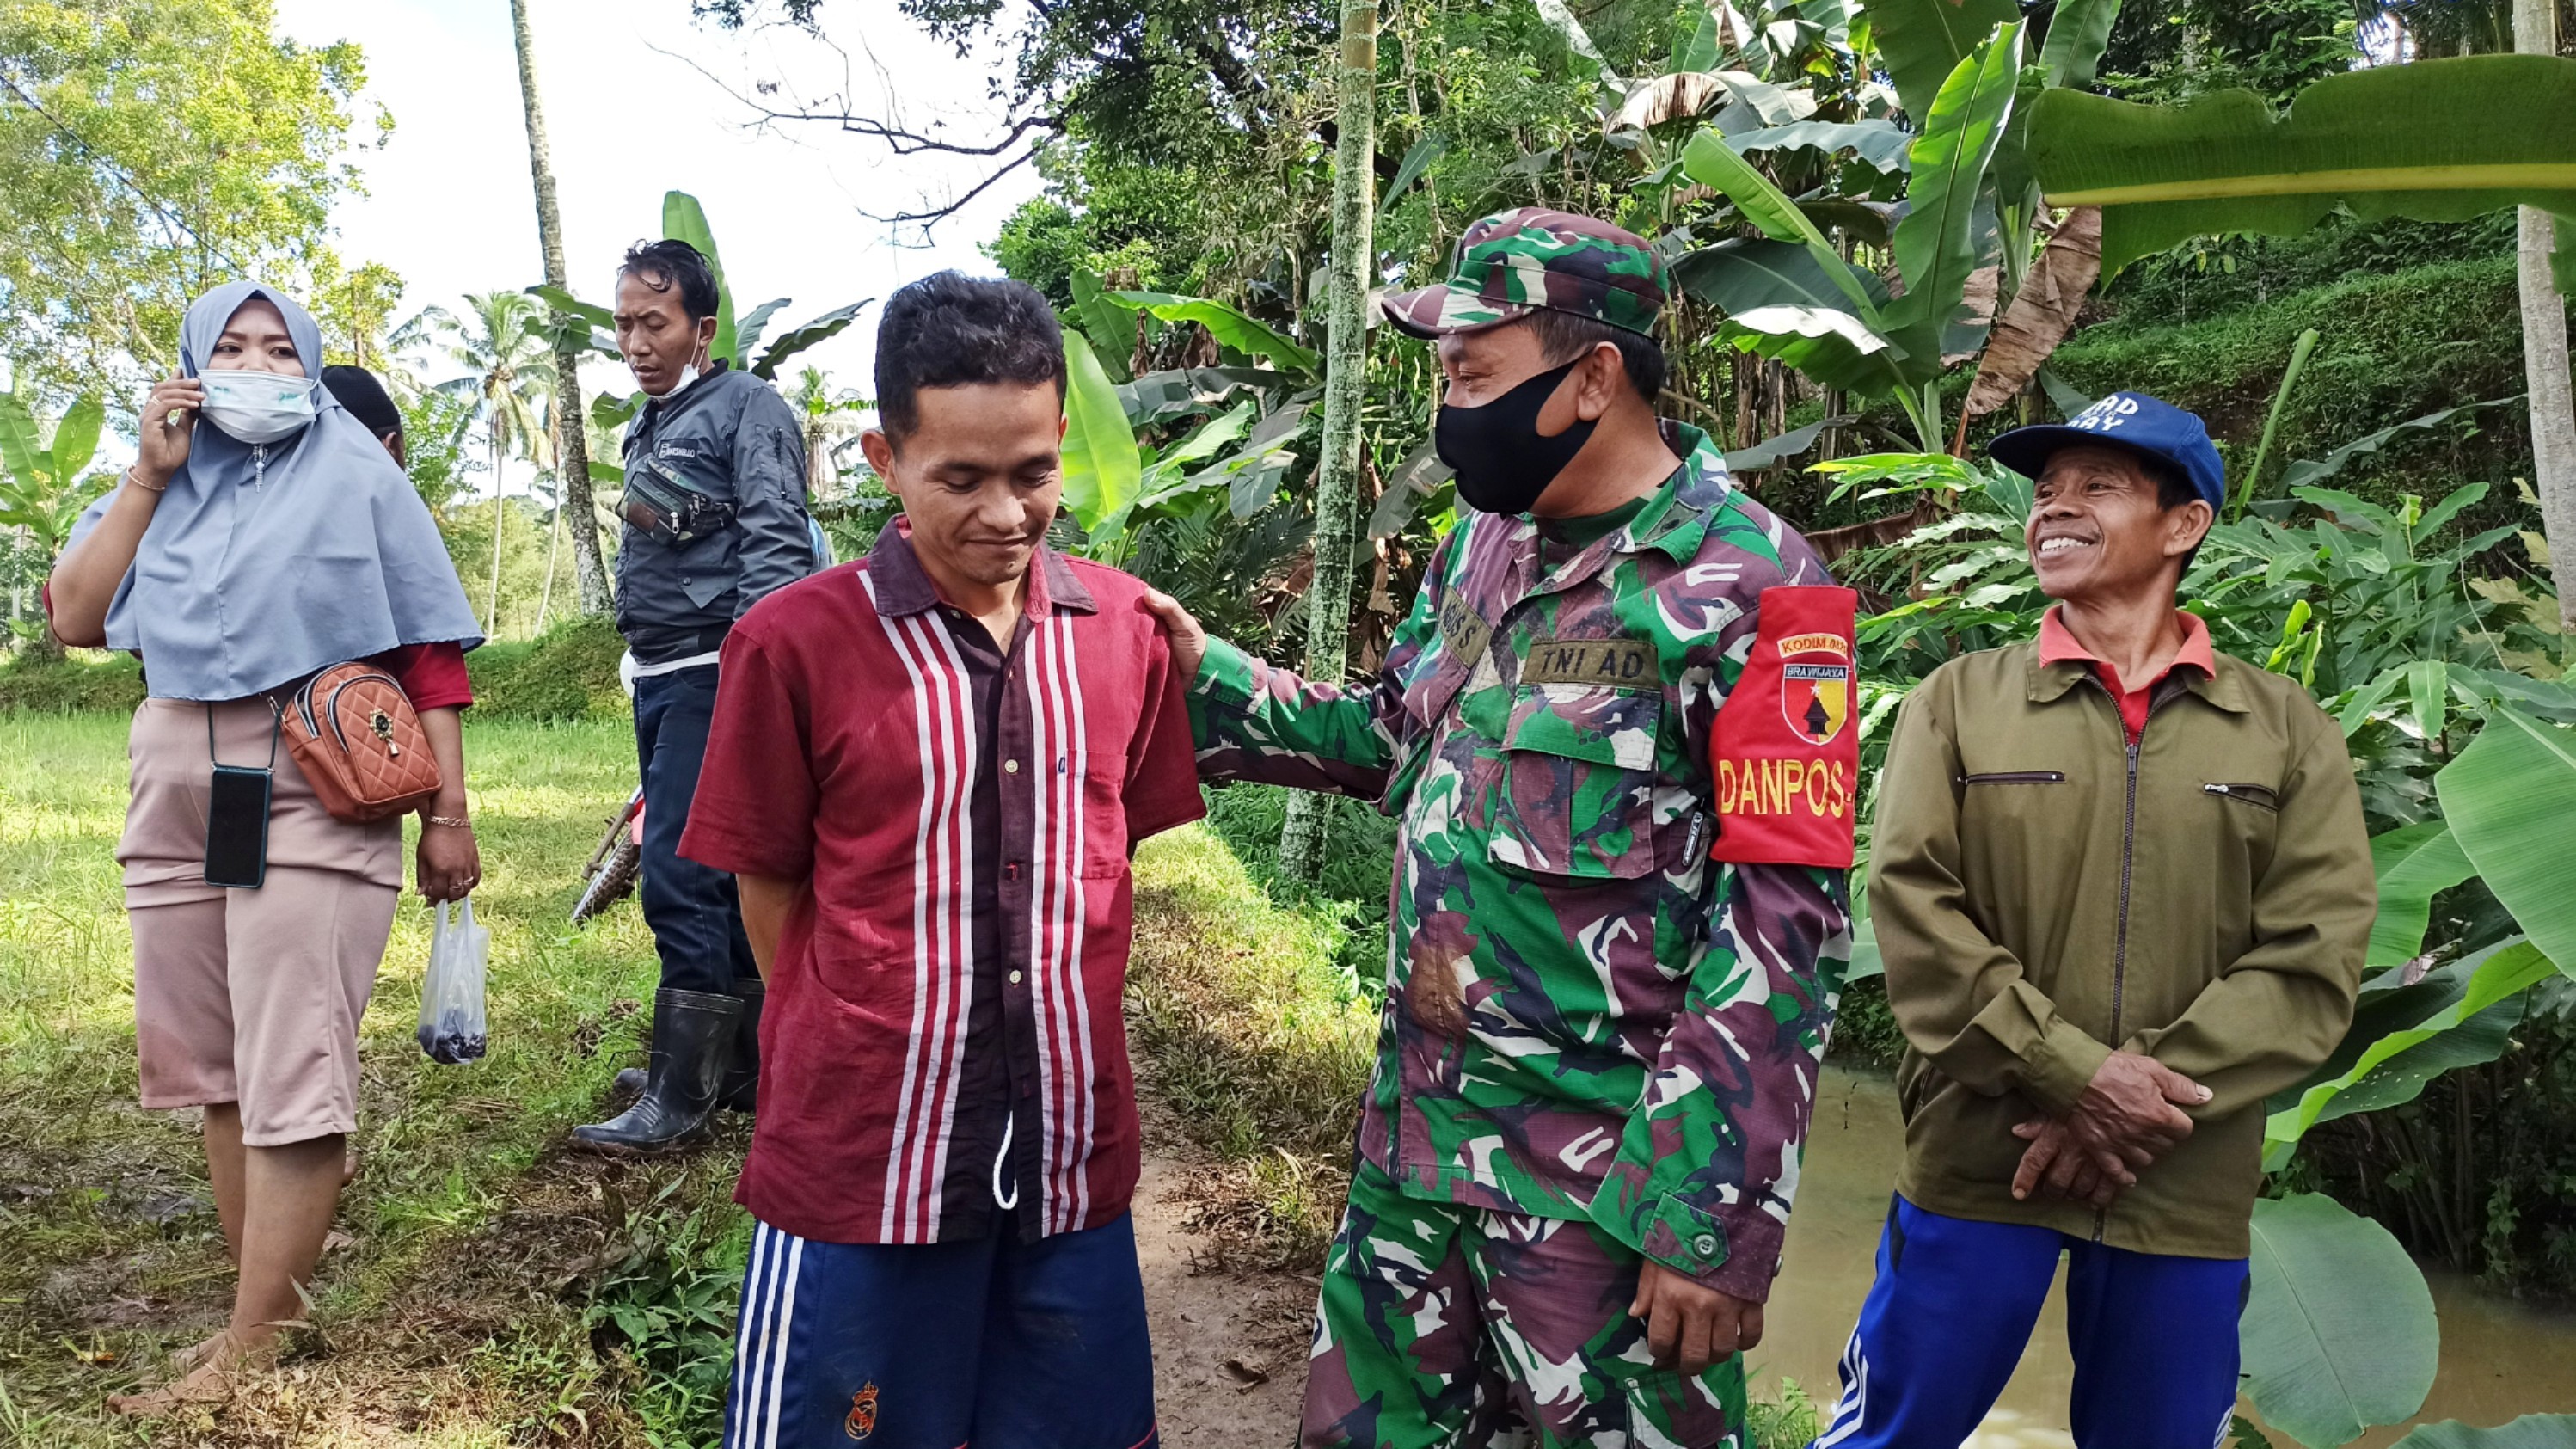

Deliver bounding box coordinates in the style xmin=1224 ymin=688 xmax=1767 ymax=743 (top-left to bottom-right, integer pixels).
xmin=2011 ymin=1051 xmax=2210 ymax=1209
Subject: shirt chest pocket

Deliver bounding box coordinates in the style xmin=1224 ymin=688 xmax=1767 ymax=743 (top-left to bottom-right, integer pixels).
xmin=1487 ymin=684 xmax=1662 ymax=881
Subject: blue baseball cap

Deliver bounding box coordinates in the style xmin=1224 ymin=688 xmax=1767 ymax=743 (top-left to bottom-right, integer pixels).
xmin=1988 ymin=391 xmax=2226 ymax=513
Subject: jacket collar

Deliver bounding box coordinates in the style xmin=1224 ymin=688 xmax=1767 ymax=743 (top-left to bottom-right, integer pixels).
xmin=865 ymin=520 xmax=1096 ymax=619
xmin=2024 ymin=638 xmax=2252 ymax=714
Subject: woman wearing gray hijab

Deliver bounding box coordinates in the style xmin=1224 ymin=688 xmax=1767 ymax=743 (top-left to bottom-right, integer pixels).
xmin=48 ymin=282 xmax=485 ymax=1414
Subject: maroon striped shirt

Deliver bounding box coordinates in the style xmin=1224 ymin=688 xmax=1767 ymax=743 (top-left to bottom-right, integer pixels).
xmin=679 ymin=525 xmax=1205 ymax=1244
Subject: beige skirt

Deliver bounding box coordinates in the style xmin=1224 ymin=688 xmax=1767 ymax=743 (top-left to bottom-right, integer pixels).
xmin=119 ymin=697 xmax=403 ymax=1146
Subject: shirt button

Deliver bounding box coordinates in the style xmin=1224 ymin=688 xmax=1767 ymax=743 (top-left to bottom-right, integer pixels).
xmin=1009 ymin=970 xmax=1023 ymax=985
xmin=1003 ymin=758 xmax=1020 ymax=774
xmin=1692 ymin=1232 xmax=1720 ymax=1257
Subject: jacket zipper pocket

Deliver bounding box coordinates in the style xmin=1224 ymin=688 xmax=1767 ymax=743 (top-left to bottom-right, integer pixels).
xmin=2204 ymin=782 xmax=2279 ymax=809
xmin=1960 ymin=771 xmax=2067 ymax=785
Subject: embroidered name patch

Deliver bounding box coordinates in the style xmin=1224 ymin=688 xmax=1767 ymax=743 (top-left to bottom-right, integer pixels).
xmin=1438 ymin=594 xmax=1492 ymax=669
xmin=1522 ymin=636 xmax=1659 ymax=689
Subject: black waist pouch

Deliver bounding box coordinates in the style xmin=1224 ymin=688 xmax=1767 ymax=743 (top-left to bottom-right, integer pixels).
xmin=621 ymin=453 xmax=738 ymax=545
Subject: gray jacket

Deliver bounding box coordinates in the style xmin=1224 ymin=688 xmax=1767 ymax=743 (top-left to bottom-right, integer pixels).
xmin=614 ymin=362 xmax=815 ymax=665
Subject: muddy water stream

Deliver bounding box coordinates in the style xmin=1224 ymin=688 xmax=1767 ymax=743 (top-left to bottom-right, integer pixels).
xmin=1756 ymin=1067 xmax=2576 ymax=1446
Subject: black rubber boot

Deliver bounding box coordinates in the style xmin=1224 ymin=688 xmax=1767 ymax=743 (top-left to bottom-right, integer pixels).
xmin=613 ymin=980 xmax=761 ymax=1112
xmin=573 ymin=988 xmax=742 ymax=1153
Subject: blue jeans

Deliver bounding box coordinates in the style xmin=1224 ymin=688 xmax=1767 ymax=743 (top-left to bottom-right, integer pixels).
xmin=633 ymin=664 xmax=757 ymax=998
xmin=1812 ymin=1196 xmax=2248 ymax=1449
xmin=724 ymin=1213 xmax=1158 ymax=1449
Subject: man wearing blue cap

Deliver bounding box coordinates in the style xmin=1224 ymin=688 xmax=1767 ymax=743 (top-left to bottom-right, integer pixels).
xmin=1809 ymin=393 xmax=2375 ymax=1446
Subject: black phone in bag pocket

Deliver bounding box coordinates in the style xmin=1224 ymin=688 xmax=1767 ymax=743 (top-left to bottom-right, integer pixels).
xmin=205 ymin=764 xmax=273 ymax=889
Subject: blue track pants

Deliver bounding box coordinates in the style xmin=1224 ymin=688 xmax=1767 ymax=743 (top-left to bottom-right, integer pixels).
xmin=724 ymin=1213 xmax=1158 ymax=1449
xmin=1812 ymin=1196 xmax=2248 ymax=1449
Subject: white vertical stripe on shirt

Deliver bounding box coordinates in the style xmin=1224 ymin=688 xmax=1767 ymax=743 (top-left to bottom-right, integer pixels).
xmin=1023 ymin=617 xmax=1067 ymax=1232
xmin=911 ymin=613 xmax=983 ymax=1238
xmin=1056 ymin=611 xmax=1099 ymax=1229
xmin=860 ymin=572 xmax=940 ymax=1240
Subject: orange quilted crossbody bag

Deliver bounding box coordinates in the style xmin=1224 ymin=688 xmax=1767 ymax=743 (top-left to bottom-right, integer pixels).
xmin=281 ymin=662 xmax=444 ymax=823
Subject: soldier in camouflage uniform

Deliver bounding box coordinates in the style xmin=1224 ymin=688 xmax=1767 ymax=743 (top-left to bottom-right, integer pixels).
xmin=1145 ymin=210 xmax=1859 ymax=1448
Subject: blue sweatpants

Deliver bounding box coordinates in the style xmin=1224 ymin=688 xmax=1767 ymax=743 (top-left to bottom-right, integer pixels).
xmin=1812 ymin=1197 xmax=2248 ymax=1449
xmin=724 ymin=1213 xmax=1159 ymax=1449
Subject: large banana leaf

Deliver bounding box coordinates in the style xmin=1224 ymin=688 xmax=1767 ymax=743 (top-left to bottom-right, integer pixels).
xmin=2395 ymin=1417 xmax=2576 ymax=1447
xmin=2241 ymin=1193 xmax=2438 ymax=1449
xmin=1107 ymin=292 xmax=1319 ymax=378
xmin=1671 ymin=237 xmax=1892 ymax=316
xmin=1723 ymin=118 xmax=1914 ymax=173
xmin=661 ymin=191 xmax=739 ymax=368
xmin=48 ymin=396 xmax=102 ymax=480
xmin=2028 ymin=57 xmax=2576 ymax=280
xmin=751 ymin=301 xmax=873 ymax=381
xmin=2037 ymin=0 xmax=2123 ymax=91
xmin=1680 ymin=131 xmax=1886 ymax=321
xmin=1070 ymin=269 xmax=1136 ymax=383
xmin=0 ymin=393 xmax=50 ymax=488
xmin=2436 ymin=706 xmax=2576 ymax=978
xmin=1883 ymin=23 xmax=2024 ymax=344
xmin=2278 ymin=396 xmax=2525 ymax=492
xmin=2364 ymin=820 xmax=2478 ymax=967
xmin=1059 ymin=332 xmax=1141 ymax=537
xmin=2264 ymin=941 xmax=2554 ymax=1163
xmin=1864 ymin=0 xmax=2018 ymax=124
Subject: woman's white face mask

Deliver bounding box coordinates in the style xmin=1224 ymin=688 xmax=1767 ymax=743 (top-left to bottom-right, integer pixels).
xmin=199 ymin=367 xmax=319 ymax=445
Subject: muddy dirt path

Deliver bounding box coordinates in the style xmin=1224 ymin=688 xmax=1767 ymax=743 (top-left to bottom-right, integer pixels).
xmin=1132 ymin=1112 xmax=1313 ymax=1445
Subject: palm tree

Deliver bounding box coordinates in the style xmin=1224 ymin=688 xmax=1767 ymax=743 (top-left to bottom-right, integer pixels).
xmin=400 ymin=292 xmax=555 ymax=635
xmin=788 ymin=365 xmax=868 ymax=503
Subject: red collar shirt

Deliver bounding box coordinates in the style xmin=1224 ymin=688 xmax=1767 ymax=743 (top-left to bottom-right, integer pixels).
xmin=2035 ymin=605 xmax=2219 ymax=743
xmin=678 ymin=525 xmax=1205 ymax=1245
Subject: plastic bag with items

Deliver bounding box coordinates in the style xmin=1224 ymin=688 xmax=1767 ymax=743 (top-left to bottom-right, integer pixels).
xmin=417 ymin=897 xmax=490 ymax=1065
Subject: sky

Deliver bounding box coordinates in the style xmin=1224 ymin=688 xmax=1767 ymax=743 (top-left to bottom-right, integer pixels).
xmin=269 ymin=0 xmax=1046 ymax=427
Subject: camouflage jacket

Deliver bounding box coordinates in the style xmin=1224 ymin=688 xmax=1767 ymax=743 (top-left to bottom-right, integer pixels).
xmin=1187 ymin=425 xmax=1852 ymax=1301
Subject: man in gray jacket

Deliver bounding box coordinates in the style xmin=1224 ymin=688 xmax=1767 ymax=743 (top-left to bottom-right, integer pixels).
xmin=575 ymin=238 xmax=815 ymax=1153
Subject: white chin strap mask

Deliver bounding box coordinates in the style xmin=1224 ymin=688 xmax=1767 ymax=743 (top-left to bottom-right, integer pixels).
xmin=199 ymin=368 xmax=319 ymax=445
xmin=643 ymin=363 xmax=701 ymax=402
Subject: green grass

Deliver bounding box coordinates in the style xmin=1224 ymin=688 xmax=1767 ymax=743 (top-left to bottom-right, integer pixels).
xmin=0 ymin=709 xmax=1819 ymax=1445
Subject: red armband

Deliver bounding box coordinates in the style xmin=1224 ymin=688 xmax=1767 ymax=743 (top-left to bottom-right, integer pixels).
xmin=1708 ymin=586 xmax=1859 ymax=868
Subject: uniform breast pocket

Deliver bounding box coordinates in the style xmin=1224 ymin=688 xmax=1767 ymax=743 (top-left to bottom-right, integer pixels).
xmin=1487 ymin=684 xmax=1662 ymax=881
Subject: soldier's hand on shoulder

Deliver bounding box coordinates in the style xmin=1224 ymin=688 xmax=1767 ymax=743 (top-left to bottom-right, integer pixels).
xmin=1140 ymin=588 xmax=1207 ymax=678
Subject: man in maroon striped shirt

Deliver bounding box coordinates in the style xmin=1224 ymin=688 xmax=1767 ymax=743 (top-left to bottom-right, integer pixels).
xmin=678 ymin=273 xmax=1202 ymax=1449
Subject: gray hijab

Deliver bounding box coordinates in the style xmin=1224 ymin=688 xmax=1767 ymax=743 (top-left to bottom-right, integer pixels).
xmin=69 ymin=282 xmax=483 ymax=701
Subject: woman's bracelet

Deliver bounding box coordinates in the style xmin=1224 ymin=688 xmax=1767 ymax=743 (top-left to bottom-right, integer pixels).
xmin=123 ymin=467 xmax=167 ymax=494
xmin=426 ymin=814 xmax=472 ymax=830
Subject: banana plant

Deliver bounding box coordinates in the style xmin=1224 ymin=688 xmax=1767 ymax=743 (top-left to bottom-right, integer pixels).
xmin=0 ymin=391 xmax=108 ymax=556
xmin=525 ymin=190 xmax=874 ymax=428
xmin=1678 ymin=21 xmax=2026 ymax=449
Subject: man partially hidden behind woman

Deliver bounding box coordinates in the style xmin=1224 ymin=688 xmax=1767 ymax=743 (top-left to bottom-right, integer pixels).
xmin=47 ymin=283 xmax=486 ymax=1415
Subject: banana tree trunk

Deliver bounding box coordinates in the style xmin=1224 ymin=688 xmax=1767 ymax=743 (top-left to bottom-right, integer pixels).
xmin=1279 ymin=0 xmax=1381 ymax=886
xmin=512 ymin=0 xmax=610 ymax=616
xmin=2518 ymin=0 xmax=2576 ymax=638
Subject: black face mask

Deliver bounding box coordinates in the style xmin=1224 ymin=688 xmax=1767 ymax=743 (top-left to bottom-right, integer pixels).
xmin=1434 ymin=358 xmax=1596 ymax=515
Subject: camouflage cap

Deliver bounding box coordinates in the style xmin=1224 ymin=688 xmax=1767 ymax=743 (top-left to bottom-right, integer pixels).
xmin=1381 ymin=208 xmax=1668 ymax=341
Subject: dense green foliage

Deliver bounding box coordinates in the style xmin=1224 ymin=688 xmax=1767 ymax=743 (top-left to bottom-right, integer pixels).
xmin=463 ymin=612 xmax=628 ymax=722
xmin=0 ymin=0 xmax=390 ymax=406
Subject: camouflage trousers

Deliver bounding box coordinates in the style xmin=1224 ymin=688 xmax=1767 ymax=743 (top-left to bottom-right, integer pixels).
xmin=1300 ymin=1157 xmax=1750 ymax=1449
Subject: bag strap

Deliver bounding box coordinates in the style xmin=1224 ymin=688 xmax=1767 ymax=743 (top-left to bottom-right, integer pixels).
xmin=206 ymin=698 xmax=282 ymax=771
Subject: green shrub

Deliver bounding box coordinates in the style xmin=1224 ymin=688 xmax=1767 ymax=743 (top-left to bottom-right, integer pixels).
xmin=466 ymin=613 xmax=629 ymax=722
xmin=0 ymin=650 xmax=143 ymax=712
xmin=1201 ymin=782 xmax=1396 ymax=992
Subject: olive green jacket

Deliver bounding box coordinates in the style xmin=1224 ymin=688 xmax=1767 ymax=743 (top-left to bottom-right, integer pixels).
xmin=1869 ymin=640 xmax=2375 ymax=1258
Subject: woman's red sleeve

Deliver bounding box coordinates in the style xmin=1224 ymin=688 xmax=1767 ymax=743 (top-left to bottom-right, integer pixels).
xmin=371 ymin=642 xmax=475 ymax=710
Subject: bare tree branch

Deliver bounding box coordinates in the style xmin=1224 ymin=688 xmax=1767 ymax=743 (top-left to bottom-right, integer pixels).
xmin=865 ymin=144 xmax=1043 ymax=231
